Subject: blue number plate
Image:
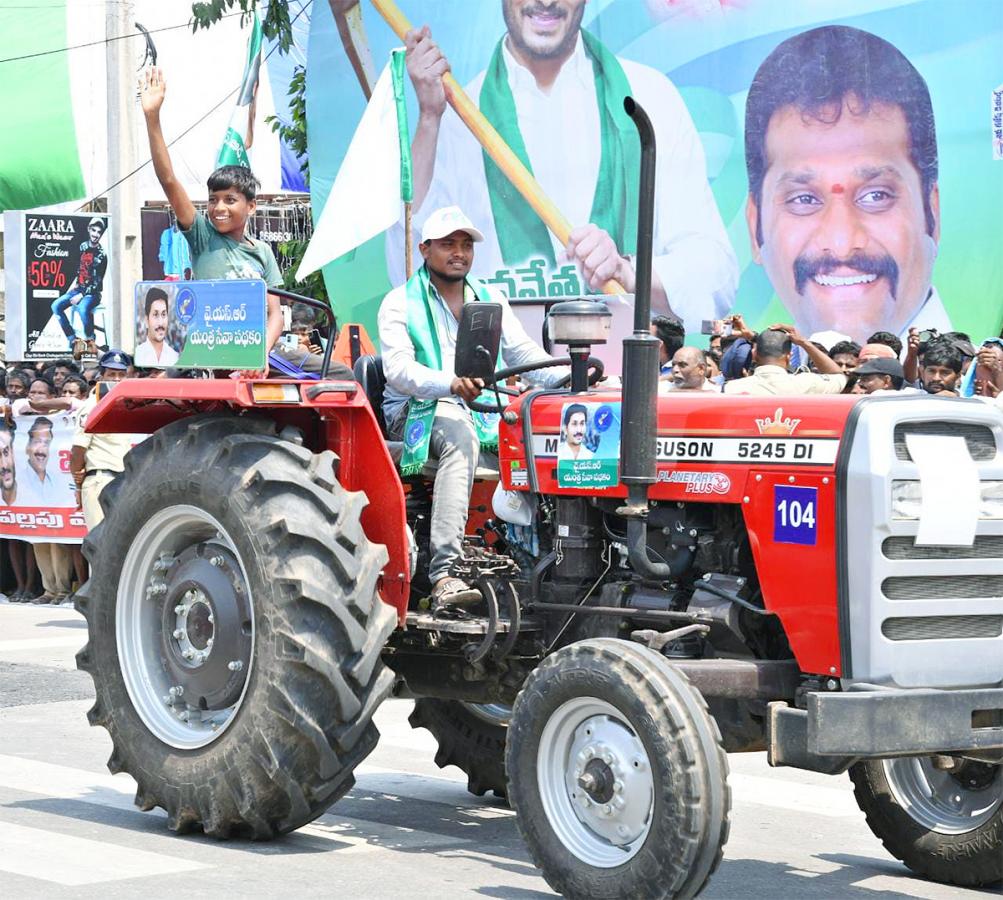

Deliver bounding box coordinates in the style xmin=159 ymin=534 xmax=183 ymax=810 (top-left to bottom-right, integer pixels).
xmin=774 ymin=485 xmax=818 ymax=546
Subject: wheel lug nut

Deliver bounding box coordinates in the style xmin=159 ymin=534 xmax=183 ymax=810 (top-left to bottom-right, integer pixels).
xmin=174 ymin=604 xmax=185 ymax=615
xmin=613 ymin=780 xmax=623 ymax=793
xmin=210 ymin=556 xmax=224 ymax=567
xmin=173 ymin=629 xmax=184 ymax=640
xmin=584 ymin=747 xmax=594 ymax=759
xmin=603 ymin=752 xmax=613 ymax=764
xmin=227 ymin=660 xmax=243 ymax=672
xmin=182 ymin=649 xmax=195 ymax=660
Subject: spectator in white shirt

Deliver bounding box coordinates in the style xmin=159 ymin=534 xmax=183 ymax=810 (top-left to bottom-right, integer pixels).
xmin=662 ymin=346 xmax=720 ymax=393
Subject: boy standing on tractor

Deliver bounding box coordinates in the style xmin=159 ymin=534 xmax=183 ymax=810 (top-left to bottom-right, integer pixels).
xmin=139 ymin=66 xmax=346 ymax=377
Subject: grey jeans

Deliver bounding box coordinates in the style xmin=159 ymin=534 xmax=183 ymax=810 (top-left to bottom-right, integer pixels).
xmin=389 ymin=399 xmax=478 ymax=584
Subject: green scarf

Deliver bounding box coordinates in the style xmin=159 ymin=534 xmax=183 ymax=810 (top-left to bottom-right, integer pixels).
xmin=399 ymin=266 xmax=501 ymax=477
xmin=478 ymin=30 xmax=639 ymax=269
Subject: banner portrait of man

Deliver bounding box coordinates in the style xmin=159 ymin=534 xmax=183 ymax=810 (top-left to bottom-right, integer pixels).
xmin=744 ymin=25 xmax=944 ymax=344
xmin=389 ymin=0 xmax=738 ymax=328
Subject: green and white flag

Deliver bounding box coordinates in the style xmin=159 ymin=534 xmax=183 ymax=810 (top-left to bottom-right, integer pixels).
xmin=0 ymin=4 xmax=86 ymax=211
xmin=297 ymin=49 xmax=412 ymax=279
xmin=215 ymin=12 xmax=264 ymax=169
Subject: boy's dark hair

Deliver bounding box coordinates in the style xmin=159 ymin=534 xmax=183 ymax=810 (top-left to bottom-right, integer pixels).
xmin=290 ymin=302 xmax=318 ymax=329
xmin=8 ymin=370 xmax=32 ymax=390
xmin=921 ymin=339 xmax=962 ymax=374
xmin=829 ymin=340 xmax=861 ymax=359
xmin=145 ymin=286 xmax=170 ymax=316
xmin=867 ymin=331 xmax=903 ymax=357
xmin=51 ymin=358 xmax=79 ymax=372
xmin=61 ymin=374 xmax=90 ymax=397
xmin=755 ymin=328 xmax=793 ymax=360
xmin=207 ymin=165 xmax=261 ymax=201
xmin=745 ymin=25 xmax=938 ymax=245
xmin=651 ymin=315 xmax=685 ymax=360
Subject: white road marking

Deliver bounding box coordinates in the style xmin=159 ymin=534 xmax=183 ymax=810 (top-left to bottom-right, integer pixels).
xmin=0 ymin=635 xmax=86 ymax=652
xmin=0 ymin=821 xmax=207 ymax=885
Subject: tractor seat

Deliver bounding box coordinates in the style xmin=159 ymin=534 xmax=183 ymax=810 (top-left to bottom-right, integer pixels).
xmin=353 ymin=354 xmax=499 ymax=481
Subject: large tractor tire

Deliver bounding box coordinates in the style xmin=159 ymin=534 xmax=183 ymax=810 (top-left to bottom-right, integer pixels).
xmin=506 ymin=638 xmax=730 ymax=899
xmin=75 ymin=414 xmax=397 ymax=838
xmin=409 ymin=698 xmax=508 ymax=798
xmin=850 ymin=757 xmax=1002 ymax=887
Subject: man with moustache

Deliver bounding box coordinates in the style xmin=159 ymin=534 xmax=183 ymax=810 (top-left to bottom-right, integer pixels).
xmin=744 ymin=26 xmax=949 ymax=345
xmin=0 ymin=427 xmax=17 ymax=505
xmin=134 ymin=286 xmax=179 ymax=366
xmin=396 ymin=0 xmax=737 ymax=328
xmin=21 ymin=417 xmax=58 ymax=506
xmin=379 ymin=206 xmax=562 ymax=609
xmin=558 ymin=404 xmax=592 ymax=460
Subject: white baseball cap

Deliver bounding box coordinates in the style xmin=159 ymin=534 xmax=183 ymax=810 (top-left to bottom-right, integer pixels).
xmin=420 ymin=206 xmax=485 ymax=243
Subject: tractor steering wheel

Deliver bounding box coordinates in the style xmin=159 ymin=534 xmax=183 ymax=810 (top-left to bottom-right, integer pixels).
xmin=467 ymin=356 xmax=605 ymax=414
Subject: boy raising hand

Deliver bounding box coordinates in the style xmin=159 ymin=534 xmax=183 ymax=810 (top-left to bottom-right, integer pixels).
xmin=140 ymin=66 xmax=339 ymax=376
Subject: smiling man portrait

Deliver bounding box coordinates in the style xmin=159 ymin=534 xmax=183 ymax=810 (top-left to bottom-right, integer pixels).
xmin=744 ymin=25 xmax=948 ymax=344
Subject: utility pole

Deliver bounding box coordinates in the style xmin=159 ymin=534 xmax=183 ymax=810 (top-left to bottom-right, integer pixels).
xmin=106 ymin=0 xmax=141 ymax=354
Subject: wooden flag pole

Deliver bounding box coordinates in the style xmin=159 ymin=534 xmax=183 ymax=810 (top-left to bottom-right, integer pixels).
xmin=370 ymin=0 xmax=626 ymax=295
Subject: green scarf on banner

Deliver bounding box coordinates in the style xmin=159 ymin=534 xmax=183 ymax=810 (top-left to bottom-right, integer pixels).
xmin=478 ymin=30 xmax=639 ymax=269
xmin=399 ymin=266 xmax=502 ymax=477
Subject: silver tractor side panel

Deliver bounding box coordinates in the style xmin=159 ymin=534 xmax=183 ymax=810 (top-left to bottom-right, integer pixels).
xmin=840 ymin=396 xmax=1003 ymax=689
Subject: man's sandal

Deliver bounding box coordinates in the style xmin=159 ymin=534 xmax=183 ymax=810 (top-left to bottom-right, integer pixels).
xmin=431 ymin=577 xmax=482 ymax=610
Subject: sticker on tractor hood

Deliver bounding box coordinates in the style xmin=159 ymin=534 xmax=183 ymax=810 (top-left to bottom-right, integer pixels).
xmin=531 ymin=434 xmax=838 ymax=465
xmin=656 ymin=470 xmax=731 ymax=493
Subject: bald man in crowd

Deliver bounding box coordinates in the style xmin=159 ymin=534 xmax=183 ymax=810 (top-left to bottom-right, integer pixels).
xmin=662 ymin=346 xmax=719 ymax=392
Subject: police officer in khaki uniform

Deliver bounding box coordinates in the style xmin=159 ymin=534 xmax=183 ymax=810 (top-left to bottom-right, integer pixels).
xmin=70 ymin=350 xmax=134 ymax=529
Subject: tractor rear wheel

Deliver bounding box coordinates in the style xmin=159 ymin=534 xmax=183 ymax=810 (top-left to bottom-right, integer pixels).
xmin=850 ymin=757 xmax=1002 ymax=887
xmin=506 ymin=638 xmax=730 ymax=899
xmin=409 ymin=698 xmax=508 ymax=798
xmin=76 ymin=414 xmax=396 ymax=837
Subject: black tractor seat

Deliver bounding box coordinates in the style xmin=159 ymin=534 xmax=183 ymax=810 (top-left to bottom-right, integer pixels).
xmin=353 ymin=354 xmax=499 ymax=480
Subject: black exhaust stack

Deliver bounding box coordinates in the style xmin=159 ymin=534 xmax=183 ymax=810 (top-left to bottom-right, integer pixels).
xmin=620 ymin=96 xmax=671 ymax=582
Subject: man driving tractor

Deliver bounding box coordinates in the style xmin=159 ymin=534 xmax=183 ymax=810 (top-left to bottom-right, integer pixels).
xmin=378 ymin=206 xmax=564 ymax=610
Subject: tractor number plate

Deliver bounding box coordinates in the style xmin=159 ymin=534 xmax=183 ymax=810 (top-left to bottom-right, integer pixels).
xmin=773 ymin=485 xmax=818 ymax=546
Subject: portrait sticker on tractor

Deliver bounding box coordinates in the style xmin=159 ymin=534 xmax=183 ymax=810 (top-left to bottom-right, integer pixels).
xmin=134 ymin=279 xmax=267 ymax=370
xmin=774 ymin=485 xmax=818 ymax=546
xmin=556 ymin=401 xmax=621 ymax=489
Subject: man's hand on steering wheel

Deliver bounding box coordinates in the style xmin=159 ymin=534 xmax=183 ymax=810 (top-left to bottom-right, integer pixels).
xmin=450 ymin=376 xmax=484 ymax=403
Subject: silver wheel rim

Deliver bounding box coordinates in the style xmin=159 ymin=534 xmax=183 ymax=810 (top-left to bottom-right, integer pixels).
xmin=116 ymin=505 xmax=254 ymax=750
xmin=884 ymin=757 xmax=1002 ymax=834
xmin=537 ymin=697 xmax=653 ymax=867
xmin=463 ymin=702 xmax=511 ymax=727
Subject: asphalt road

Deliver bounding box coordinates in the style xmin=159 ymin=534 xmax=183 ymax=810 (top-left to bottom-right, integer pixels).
xmin=0 ymin=600 xmax=995 ymax=899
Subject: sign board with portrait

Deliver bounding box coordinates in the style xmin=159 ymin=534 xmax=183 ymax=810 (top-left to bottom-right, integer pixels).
xmin=557 ymin=400 xmax=622 ymax=489
xmin=304 ymin=0 xmax=1003 ymax=359
xmin=2 ymin=210 xmax=114 ymax=361
xmin=133 ymin=279 xmax=267 ymax=370
xmin=0 ymin=411 xmax=87 ymax=543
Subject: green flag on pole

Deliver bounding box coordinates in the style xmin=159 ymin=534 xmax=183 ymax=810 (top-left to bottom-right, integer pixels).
xmin=390 ymin=48 xmax=413 ymax=204
xmin=215 ymin=13 xmax=264 ymax=169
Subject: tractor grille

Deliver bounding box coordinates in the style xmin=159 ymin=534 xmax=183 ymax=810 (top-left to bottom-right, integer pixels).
xmin=882 ymin=575 xmax=1003 ymax=601
xmin=882 ymin=615 xmax=1003 ymax=641
xmin=893 ymin=422 xmax=996 ymax=461
xmin=882 ymin=535 xmax=1003 ymax=560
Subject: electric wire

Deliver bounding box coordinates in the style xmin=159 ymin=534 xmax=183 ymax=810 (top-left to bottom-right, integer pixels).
xmin=73 ymin=0 xmax=313 ymax=212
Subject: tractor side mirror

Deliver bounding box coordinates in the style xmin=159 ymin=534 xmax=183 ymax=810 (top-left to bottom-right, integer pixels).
xmin=454 ymin=302 xmax=503 ymax=383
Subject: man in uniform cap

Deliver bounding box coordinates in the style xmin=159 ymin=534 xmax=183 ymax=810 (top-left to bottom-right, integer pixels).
xmin=854 ymin=357 xmax=907 ymax=394
xmin=70 ymin=350 xmax=134 ymax=530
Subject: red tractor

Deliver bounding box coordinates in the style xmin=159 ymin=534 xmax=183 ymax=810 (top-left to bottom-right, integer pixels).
xmin=77 ymin=101 xmax=1001 ymax=898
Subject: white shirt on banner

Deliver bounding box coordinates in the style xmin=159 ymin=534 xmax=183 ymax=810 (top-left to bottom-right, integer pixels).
xmin=387 ymin=36 xmax=738 ymax=331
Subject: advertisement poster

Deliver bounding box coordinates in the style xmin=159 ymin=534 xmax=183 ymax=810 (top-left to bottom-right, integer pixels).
xmin=2 ymin=211 xmax=113 ymax=361
xmin=304 ymin=0 xmax=1003 ymax=358
xmin=134 ymin=279 xmax=267 ymax=370
xmin=0 ymin=412 xmax=87 ymax=543
xmin=557 ymin=401 xmax=621 ymax=488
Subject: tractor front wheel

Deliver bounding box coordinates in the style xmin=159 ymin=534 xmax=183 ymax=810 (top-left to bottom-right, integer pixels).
xmin=76 ymin=414 xmax=396 ymax=837
xmin=506 ymin=638 xmax=730 ymax=899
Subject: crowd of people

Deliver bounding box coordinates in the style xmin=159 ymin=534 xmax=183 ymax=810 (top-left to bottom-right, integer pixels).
xmin=652 ymin=313 xmax=1002 ymax=399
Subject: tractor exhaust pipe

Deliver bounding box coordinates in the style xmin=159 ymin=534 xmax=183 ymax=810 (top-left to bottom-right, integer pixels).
xmin=620 ymin=96 xmax=671 ymax=582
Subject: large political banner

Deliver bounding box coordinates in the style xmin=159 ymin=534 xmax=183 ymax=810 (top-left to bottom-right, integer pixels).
xmin=0 ymin=412 xmax=87 ymax=543
xmin=305 ymin=0 xmax=1003 ymax=354
xmin=2 ymin=211 xmax=114 ymax=361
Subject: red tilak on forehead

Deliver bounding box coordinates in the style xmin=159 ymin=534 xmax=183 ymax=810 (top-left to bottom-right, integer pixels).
xmin=830 ymin=183 xmax=845 ymax=194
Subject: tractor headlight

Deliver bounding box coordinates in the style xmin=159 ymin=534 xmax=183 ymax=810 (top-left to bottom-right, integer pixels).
xmin=892 ymin=480 xmax=1003 ymax=519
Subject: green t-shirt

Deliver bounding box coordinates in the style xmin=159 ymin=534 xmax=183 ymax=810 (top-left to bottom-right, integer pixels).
xmin=182 ymin=212 xmax=282 ymax=288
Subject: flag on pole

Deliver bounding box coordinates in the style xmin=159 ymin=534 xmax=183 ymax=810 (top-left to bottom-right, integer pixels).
xmin=215 ymin=12 xmax=264 ymax=169
xmin=296 ymin=49 xmax=412 ymax=280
